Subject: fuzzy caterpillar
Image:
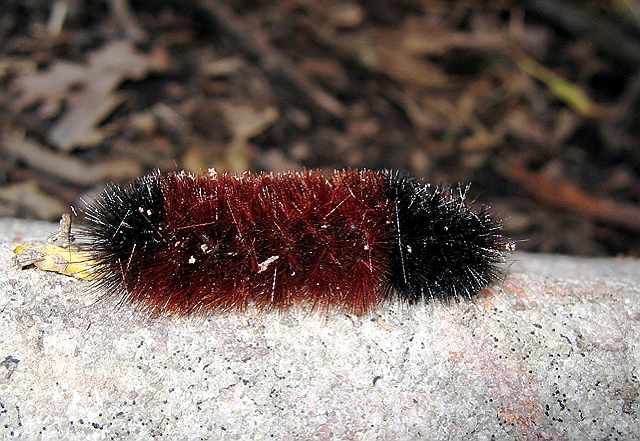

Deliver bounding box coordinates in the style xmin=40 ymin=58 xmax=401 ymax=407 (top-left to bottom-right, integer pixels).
xmin=77 ymin=169 xmax=512 ymax=316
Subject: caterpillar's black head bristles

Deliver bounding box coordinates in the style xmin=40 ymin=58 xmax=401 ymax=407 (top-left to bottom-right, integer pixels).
xmin=76 ymin=173 xmax=166 ymax=300
xmin=384 ymin=170 xmax=512 ymax=304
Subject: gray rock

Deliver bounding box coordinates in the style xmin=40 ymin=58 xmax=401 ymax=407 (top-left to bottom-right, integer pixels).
xmin=0 ymin=219 xmax=638 ymax=440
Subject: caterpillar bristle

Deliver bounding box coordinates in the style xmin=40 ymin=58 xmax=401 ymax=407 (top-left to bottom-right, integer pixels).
xmin=76 ymin=169 xmax=512 ymax=316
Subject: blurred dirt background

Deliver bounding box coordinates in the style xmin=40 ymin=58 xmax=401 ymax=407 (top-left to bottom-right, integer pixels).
xmin=1 ymin=0 xmax=639 ymax=257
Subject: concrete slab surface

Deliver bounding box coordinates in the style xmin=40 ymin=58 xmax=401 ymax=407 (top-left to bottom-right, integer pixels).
xmin=0 ymin=219 xmax=639 ymax=440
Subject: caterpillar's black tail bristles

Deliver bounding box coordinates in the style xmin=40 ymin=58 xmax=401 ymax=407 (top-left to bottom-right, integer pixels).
xmin=383 ymin=170 xmax=512 ymax=304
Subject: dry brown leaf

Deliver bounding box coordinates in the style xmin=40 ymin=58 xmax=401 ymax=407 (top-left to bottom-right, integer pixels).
xmin=336 ymin=16 xmax=507 ymax=90
xmin=400 ymin=94 xmax=448 ymax=130
xmin=111 ymin=136 xmax=176 ymax=170
xmin=379 ymin=46 xmax=450 ymax=88
xmin=0 ymin=181 xmax=64 ymax=220
xmin=49 ymin=91 xmax=125 ymax=149
xmin=221 ymin=103 xmax=279 ymax=142
xmin=13 ymin=62 xmax=86 ymax=117
xmin=0 ymin=57 xmax=37 ymax=81
xmin=327 ymin=3 xmax=364 ymax=28
xmin=12 ymin=41 xmax=165 ymax=150
xmin=1 ymin=130 xmax=142 ymax=186
xmin=312 ymin=26 xmax=448 ymax=88
xmin=396 ymin=18 xmax=507 ymax=56
xmin=460 ymin=121 xmax=504 ymax=151
xmin=258 ymin=149 xmax=302 ymax=172
xmin=503 ymin=108 xmax=550 ymax=145
xmin=204 ymin=57 xmax=245 ymax=76
xmin=182 ymin=144 xmax=226 ymax=173
xmin=220 ymin=103 xmax=279 ymax=171
xmin=343 ymin=29 xmax=451 ymax=88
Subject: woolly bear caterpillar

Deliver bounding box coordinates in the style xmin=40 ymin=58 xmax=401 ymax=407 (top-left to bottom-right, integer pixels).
xmin=77 ymin=169 xmax=513 ymax=316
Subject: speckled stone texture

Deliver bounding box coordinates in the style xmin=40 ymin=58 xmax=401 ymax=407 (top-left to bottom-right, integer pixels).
xmin=0 ymin=218 xmax=639 ymax=441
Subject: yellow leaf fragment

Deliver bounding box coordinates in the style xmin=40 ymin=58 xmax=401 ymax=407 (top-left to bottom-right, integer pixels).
xmin=517 ymin=56 xmax=606 ymax=118
xmin=13 ymin=243 xmax=96 ymax=280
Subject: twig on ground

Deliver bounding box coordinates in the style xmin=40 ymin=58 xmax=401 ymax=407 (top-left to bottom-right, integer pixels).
xmin=501 ymin=160 xmax=640 ymax=232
